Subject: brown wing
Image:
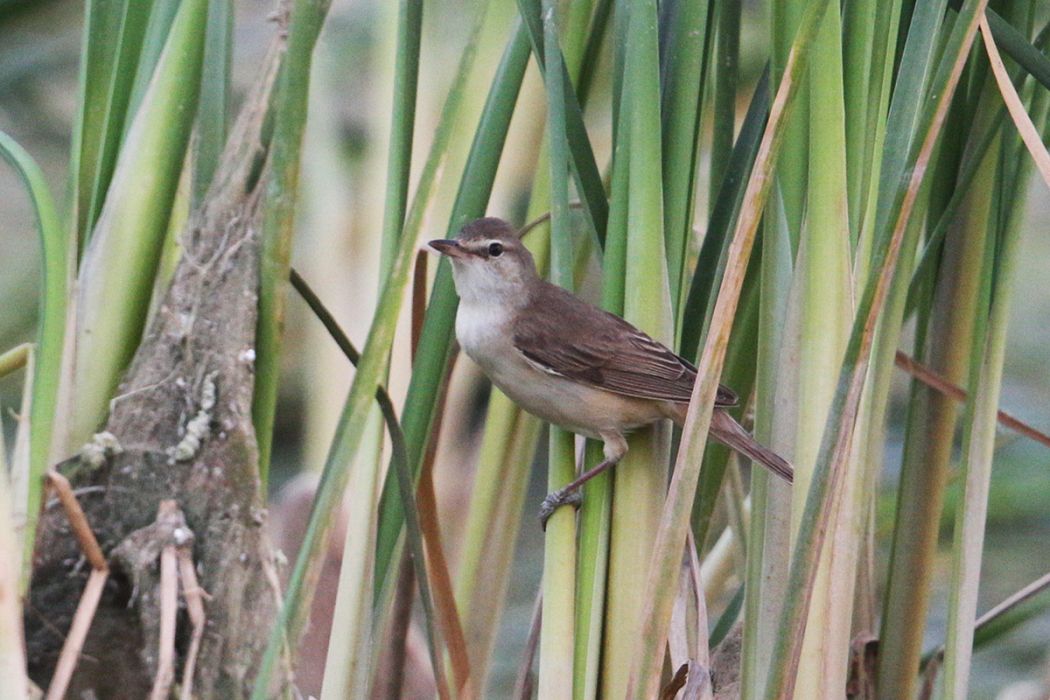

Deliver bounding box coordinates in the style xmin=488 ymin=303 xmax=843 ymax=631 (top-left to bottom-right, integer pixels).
xmin=513 ymin=281 xmax=738 ymax=407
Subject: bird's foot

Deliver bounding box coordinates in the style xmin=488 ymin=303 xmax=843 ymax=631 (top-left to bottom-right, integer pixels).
xmin=538 ymin=488 xmax=582 ymax=530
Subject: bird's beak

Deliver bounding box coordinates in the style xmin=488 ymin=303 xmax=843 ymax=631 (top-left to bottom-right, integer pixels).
xmin=429 ymin=239 xmax=466 ymax=259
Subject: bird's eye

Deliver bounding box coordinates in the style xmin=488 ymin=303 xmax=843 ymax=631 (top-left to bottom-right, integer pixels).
xmin=487 ymin=241 xmax=504 ymax=257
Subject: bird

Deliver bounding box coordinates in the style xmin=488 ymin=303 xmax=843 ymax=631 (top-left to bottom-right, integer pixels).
xmin=429 ymin=217 xmax=792 ymax=526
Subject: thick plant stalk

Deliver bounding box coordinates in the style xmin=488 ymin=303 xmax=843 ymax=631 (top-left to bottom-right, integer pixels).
xmin=837 ymin=0 xmax=904 ymax=645
xmin=538 ymin=1 xmax=577 ymax=695
xmin=877 ymin=127 xmax=997 ymax=700
xmin=601 ymin=0 xmax=671 ymax=696
xmin=740 ymin=196 xmax=794 ymax=700
xmin=940 ymin=58 xmax=1048 ymax=696
xmin=738 ymin=3 xmax=809 ymax=691
xmin=936 ymin=195 xmax=1001 ymax=700
xmin=791 ymin=4 xmax=856 ymax=695
xmin=848 ymin=207 xmax=927 ymax=642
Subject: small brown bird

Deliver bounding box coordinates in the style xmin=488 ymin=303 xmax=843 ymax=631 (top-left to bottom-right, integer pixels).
xmin=430 ymin=217 xmax=791 ymax=525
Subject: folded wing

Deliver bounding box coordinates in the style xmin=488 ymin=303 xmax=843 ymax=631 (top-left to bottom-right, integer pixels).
xmin=513 ymin=282 xmax=738 ymax=408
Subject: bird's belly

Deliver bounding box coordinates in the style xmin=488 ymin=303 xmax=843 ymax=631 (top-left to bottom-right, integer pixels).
xmin=487 ymin=357 xmax=666 ymax=439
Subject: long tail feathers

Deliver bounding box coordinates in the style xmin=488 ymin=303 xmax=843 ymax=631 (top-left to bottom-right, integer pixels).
xmin=709 ymin=410 xmax=793 ymax=483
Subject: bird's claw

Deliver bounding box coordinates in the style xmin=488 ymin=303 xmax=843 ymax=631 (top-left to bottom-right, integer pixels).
xmin=538 ymin=488 xmax=582 ymax=530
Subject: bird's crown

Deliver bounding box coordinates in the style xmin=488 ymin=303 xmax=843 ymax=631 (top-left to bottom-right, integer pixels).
xmin=456 ymin=216 xmax=519 ymax=244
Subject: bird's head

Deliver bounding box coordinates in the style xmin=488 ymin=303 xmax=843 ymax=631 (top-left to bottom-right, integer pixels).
xmin=429 ymin=217 xmax=538 ymax=305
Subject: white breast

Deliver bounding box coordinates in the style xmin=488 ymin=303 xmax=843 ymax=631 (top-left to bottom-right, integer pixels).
xmin=455 ymin=300 xmax=509 ymax=366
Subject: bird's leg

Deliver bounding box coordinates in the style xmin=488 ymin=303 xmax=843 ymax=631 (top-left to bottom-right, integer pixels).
xmin=539 ymin=432 xmax=627 ymax=528
xmin=538 ymin=459 xmax=613 ymax=526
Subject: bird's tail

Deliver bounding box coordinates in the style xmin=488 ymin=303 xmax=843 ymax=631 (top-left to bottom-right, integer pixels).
xmin=708 ymin=409 xmax=793 ymax=483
